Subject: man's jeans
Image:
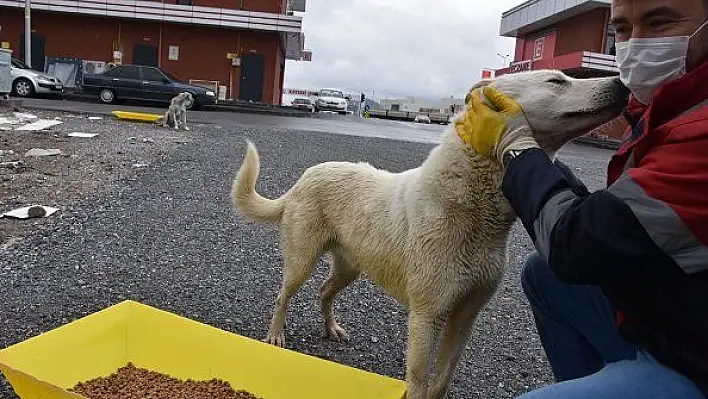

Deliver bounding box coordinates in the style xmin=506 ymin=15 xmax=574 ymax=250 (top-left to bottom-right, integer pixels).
xmin=516 ymin=251 xmax=705 ymax=398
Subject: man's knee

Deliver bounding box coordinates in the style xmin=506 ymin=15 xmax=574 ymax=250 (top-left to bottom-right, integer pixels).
xmin=520 ymin=251 xmax=550 ymax=301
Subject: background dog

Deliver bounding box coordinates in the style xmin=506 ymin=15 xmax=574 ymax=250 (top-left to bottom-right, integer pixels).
xmin=156 ymin=92 xmax=192 ymax=130
xmin=231 ymin=69 xmax=629 ymax=399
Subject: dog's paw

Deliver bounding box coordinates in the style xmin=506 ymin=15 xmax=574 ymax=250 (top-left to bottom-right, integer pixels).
xmin=326 ymin=323 xmax=350 ymax=343
xmin=264 ymin=332 xmax=286 ymax=347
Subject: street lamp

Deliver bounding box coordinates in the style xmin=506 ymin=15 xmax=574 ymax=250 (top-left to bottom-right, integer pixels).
xmin=497 ymin=53 xmax=509 ymax=67
xmin=24 ymin=0 xmax=31 ymax=67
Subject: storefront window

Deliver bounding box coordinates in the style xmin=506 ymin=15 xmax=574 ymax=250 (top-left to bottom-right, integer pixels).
xmin=605 ymin=25 xmax=616 ymax=56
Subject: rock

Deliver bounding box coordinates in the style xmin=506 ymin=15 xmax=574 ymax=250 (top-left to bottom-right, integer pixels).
xmin=26 ymin=206 xmax=47 ymax=218
xmin=24 ymin=148 xmax=63 ymax=157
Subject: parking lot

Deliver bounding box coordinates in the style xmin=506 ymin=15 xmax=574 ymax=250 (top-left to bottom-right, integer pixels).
xmin=0 ymin=104 xmax=614 ymax=398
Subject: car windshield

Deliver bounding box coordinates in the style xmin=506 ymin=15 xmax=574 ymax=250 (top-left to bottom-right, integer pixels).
xmin=11 ymin=58 xmax=31 ymax=69
xmin=319 ymin=90 xmax=343 ymax=98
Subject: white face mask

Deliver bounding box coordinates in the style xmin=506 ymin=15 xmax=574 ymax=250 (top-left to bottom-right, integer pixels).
xmin=615 ymin=19 xmax=708 ymax=104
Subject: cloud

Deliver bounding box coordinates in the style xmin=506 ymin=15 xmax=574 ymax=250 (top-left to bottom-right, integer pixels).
xmin=283 ymin=0 xmax=520 ymax=101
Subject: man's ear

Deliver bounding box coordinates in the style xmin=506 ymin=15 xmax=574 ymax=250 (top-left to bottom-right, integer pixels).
xmin=464 ymin=79 xmax=492 ymax=104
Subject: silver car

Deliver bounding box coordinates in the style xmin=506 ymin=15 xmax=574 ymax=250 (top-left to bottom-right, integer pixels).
xmin=10 ymin=57 xmax=64 ymax=97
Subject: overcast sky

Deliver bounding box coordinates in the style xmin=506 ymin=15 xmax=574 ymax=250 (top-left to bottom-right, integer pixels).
xmin=283 ymin=0 xmax=521 ymax=102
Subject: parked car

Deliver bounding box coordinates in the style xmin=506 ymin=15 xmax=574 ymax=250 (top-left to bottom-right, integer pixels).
xmin=313 ymin=88 xmax=349 ymax=115
xmin=291 ymin=97 xmax=314 ymax=112
xmin=414 ymin=115 xmax=432 ymax=124
xmin=10 ymin=57 xmax=64 ymax=98
xmin=81 ymin=64 xmax=216 ymax=109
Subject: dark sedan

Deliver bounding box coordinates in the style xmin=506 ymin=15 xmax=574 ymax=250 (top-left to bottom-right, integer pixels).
xmin=81 ymin=64 xmax=217 ymax=109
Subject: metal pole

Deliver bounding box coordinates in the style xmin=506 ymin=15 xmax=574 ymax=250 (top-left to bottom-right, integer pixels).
xmin=24 ymin=0 xmax=31 ymax=68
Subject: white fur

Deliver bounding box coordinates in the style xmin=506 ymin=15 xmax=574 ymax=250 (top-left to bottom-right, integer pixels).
xmin=157 ymin=92 xmax=193 ymax=131
xmin=230 ymin=69 xmax=628 ymax=399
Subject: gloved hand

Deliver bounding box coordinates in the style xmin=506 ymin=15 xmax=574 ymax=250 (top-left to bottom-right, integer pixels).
xmin=455 ymin=86 xmax=539 ymax=163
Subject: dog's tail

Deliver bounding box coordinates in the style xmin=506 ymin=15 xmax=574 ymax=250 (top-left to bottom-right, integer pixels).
xmin=231 ymin=140 xmax=286 ymax=223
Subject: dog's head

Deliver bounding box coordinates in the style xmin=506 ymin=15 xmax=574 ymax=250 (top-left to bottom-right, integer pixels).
xmin=179 ymin=91 xmax=194 ymax=102
xmin=176 ymin=92 xmax=193 ymax=106
xmin=465 ymin=69 xmax=630 ymax=154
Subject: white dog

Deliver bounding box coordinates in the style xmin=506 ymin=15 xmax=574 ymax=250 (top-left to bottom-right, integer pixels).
xmin=230 ymin=69 xmax=629 ymax=399
xmin=156 ymin=92 xmax=192 ymax=130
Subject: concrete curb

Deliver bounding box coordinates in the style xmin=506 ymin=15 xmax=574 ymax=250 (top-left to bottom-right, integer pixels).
xmin=18 ymin=103 xmax=224 ymax=125
xmin=209 ymin=104 xmax=316 ymax=118
xmin=21 ymin=104 xmax=114 ymax=118
xmin=20 ymin=100 xmax=320 ymax=123
xmin=56 ymin=93 xmax=316 ymax=118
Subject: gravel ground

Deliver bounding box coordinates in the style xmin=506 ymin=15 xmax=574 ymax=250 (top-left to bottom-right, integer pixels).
xmin=0 ymin=108 xmax=613 ymax=399
xmin=1 ymin=109 xmax=196 ymax=247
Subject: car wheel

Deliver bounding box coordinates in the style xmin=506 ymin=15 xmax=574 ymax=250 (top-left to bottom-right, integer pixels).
xmin=12 ymin=78 xmax=35 ymax=98
xmin=187 ymin=100 xmax=199 ymax=110
xmin=185 ymin=94 xmax=199 ymax=110
xmin=99 ymin=88 xmax=116 ymax=104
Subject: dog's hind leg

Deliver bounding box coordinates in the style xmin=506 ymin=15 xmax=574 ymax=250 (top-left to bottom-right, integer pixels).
xmin=265 ymin=227 xmax=323 ymax=347
xmin=428 ymin=281 xmax=500 ymax=399
xmin=405 ymin=310 xmax=443 ymax=399
xmin=319 ymin=252 xmax=359 ymax=343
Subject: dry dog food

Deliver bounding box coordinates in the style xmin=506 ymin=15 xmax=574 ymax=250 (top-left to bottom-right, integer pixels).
xmin=69 ymin=363 xmax=262 ymax=399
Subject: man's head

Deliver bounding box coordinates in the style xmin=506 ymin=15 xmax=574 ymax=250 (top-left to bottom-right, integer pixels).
xmin=611 ymin=0 xmax=708 ymax=70
xmin=611 ymin=0 xmax=707 ymax=40
xmin=610 ymin=0 xmax=708 ymax=103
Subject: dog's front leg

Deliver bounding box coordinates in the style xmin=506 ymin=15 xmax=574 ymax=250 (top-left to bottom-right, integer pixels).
xmin=180 ymin=110 xmax=190 ymax=131
xmin=428 ymin=301 xmax=483 ymax=398
xmin=405 ymin=310 xmax=441 ymax=399
xmin=428 ymin=280 xmax=500 ymax=399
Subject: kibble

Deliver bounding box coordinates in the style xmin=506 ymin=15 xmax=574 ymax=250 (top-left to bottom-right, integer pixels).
xmin=69 ymin=363 xmax=262 ymax=399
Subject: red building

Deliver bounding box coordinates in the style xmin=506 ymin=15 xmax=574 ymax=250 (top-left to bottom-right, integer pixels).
xmin=0 ymin=0 xmax=311 ymax=105
xmin=494 ymin=0 xmax=627 ymax=140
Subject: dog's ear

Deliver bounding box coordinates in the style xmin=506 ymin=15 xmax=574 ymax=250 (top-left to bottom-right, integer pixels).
xmin=464 ymin=79 xmax=492 ymax=104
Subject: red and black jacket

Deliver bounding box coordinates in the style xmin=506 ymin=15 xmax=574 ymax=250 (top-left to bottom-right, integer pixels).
xmin=502 ymin=59 xmax=708 ymax=394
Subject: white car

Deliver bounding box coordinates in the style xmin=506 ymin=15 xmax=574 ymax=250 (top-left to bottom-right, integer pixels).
xmin=313 ymin=88 xmax=349 ymax=115
xmin=10 ymin=57 xmax=64 ymax=97
xmin=414 ymin=115 xmax=432 ymax=124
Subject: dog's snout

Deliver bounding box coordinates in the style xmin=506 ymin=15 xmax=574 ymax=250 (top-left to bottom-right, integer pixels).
xmin=612 ymin=77 xmax=631 ymax=98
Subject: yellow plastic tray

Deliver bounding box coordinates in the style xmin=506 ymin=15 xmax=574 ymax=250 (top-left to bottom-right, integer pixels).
xmin=0 ymin=300 xmax=406 ymax=399
xmin=111 ymin=110 xmax=163 ymax=122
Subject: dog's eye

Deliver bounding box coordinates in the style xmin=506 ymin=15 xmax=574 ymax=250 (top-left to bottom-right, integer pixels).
xmin=547 ymin=78 xmax=566 ymax=85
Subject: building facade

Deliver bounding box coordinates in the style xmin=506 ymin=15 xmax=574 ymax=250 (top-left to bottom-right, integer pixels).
xmin=378 ymin=97 xmax=466 ymax=115
xmin=494 ymin=0 xmax=627 ymax=139
xmin=0 ymin=0 xmax=311 ymax=105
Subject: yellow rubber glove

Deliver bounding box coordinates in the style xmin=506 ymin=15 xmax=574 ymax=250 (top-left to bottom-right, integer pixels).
xmin=455 ymin=86 xmax=538 ymax=161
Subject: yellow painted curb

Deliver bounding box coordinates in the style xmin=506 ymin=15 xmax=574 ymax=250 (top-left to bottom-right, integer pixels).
xmin=111 ymin=110 xmax=163 ymax=123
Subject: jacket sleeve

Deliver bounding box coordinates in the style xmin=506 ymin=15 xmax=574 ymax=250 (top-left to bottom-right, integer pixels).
xmin=553 ymin=159 xmax=589 ymax=198
xmin=501 ymin=137 xmax=708 ymax=285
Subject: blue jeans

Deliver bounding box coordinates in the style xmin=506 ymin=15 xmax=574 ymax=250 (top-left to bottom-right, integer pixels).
xmin=517 ymin=251 xmax=705 ymax=398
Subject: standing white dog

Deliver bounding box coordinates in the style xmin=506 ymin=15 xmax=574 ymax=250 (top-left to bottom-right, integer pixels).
xmin=231 ymin=69 xmax=629 ymax=399
xmin=156 ymin=92 xmax=192 ymax=130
